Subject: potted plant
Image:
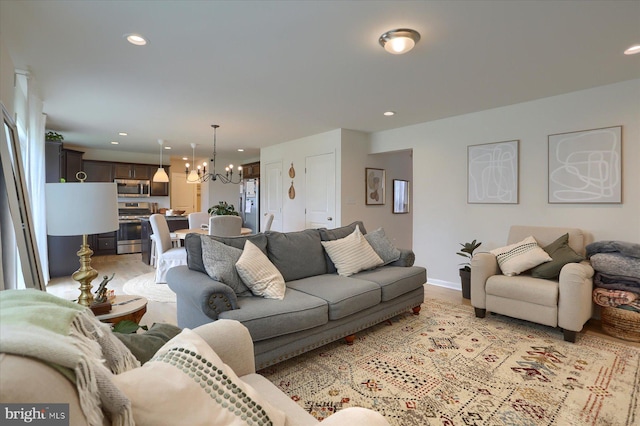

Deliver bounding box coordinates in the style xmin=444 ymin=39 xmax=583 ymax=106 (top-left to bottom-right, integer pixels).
xmin=207 ymin=201 xmax=239 ymax=216
xmin=456 ymin=239 xmax=482 ymax=299
xmin=45 ymin=131 xmax=64 ymax=141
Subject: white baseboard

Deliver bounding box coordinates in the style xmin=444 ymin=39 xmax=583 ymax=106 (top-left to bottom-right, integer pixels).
xmin=426 ymin=279 xmax=461 ymax=292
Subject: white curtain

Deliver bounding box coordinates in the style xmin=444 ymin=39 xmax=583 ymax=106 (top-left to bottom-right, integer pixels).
xmin=14 ymin=71 xmax=49 ymax=285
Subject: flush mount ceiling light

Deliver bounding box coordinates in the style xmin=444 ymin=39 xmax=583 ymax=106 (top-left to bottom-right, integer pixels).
xmin=624 ymin=44 xmax=640 ymax=55
xmin=379 ymin=28 xmax=420 ymax=54
xmin=124 ymin=33 xmax=148 ymax=46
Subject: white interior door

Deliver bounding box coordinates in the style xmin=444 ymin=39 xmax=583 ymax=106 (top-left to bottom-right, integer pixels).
xmin=264 ymin=161 xmax=282 ymax=231
xmin=305 ymin=152 xmax=335 ymax=229
xmin=171 ymin=172 xmax=197 ymax=213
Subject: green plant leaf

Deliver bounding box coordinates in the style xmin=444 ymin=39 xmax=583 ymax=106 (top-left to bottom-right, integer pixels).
xmin=113 ymin=320 xmax=148 ymax=334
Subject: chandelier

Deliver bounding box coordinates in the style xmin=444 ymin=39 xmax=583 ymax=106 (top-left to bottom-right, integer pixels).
xmin=185 ymin=124 xmax=242 ymax=184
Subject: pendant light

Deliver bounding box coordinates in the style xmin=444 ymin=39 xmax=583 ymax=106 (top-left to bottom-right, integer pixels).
xmin=186 ymin=143 xmax=201 ymax=184
xmin=152 ymin=139 xmax=169 ymax=182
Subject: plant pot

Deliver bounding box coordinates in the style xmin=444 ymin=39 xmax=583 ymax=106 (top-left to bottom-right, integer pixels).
xmin=459 ymin=268 xmax=471 ymax=299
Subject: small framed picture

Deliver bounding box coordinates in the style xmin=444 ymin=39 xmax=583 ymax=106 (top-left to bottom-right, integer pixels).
xmin=393 ymin=180 xmax=410 ymax=213
xmin=365 ymin=168 xmax=385 ymax=205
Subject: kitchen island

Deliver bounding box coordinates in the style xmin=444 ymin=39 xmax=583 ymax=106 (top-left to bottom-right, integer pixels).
xmin=140 ymin=216 xmax=188 ymax=265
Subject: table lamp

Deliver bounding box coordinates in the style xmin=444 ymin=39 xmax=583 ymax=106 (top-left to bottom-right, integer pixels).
xmin=45 ymin=177 xmax=118 ymax=306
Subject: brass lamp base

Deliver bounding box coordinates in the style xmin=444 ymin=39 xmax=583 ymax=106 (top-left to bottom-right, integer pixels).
xmin=72 ymin=234 xmax=98 ymax=306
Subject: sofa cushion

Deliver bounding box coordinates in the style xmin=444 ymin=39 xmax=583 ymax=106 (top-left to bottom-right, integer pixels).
xmin=321 ymin=225 xmax=383 ymax=277
xmin=352 ymin=266 xmax=426 ymax=302
xmin=531 ymin=233 xmax=585 ymax=279
xmin=365 ymin=227 xmax=401 ymax=265
xmin=236 ymin=240 xmax=286 ymax=300
xmin=287 ymin=274 xmax=381 ymax=320
xmin=112 ymin=328 xmax=286 ymax=426
xmin=186 ymin=233 xmax=268 ymax=274
xmin=319 ymin=221 xmax=367 ymax=273
xmin=200 ymin=237 xmax=251 ymax=295
xmin=219 ymin=289 xmax=328 ymax=342
xmin=265 ymin=229 xmax=327 ymax=281
xmin=490 ymin=236 xmax=552 ymax=276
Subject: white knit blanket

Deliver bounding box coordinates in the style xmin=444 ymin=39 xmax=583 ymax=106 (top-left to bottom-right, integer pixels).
xmin=0 ymin=289 xmax=140 ymax=426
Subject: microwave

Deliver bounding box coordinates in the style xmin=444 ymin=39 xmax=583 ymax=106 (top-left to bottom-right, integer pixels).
xmin=114 ymin=179 xmax=150 ymax=197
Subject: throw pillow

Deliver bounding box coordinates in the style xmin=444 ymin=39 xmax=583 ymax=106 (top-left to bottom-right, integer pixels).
xmin=531 ymin=233 xmax=585 ymax=279
xmin=114 ymin=323 xmax=182 ymax=364
xmin=112 ymin=328 xmax=286 ymax=426
xmin=321 ymin=225 xmax=383 ymax=277
xmin=365 ymin=227 xmax=401 ymax=265
xmin=236 ymin=241 xmax=286 ymax=300
xmin=200 ymin=237 xmax=251 ymax=295
xmin=490 ymin=235 xmax=552 ymax=276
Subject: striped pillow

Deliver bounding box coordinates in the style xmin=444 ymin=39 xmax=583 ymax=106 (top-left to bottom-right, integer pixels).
xmin=236 ymin=240 xmax=286 ymax=299
xmin=321 ymin=225 xmax=383 ymax=277
xmin=490 ymin=236 xmax=552 ymax=276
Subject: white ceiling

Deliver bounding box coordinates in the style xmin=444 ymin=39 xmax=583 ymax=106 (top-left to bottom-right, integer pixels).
xmin=1 ymin=1 xmax=639 ymax=160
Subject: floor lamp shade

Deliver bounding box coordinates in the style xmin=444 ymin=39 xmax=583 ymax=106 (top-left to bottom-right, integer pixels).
xmin=46 ymin=183 xmax=118 ymax=235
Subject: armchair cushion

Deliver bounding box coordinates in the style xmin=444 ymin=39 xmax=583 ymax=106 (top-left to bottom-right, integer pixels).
xmin=531 ymin=233 xmax=584 ymax=279
xmin=490 ymin=236 xmax=552 ymax=276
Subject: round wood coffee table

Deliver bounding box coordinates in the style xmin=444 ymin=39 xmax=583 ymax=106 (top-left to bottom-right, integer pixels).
xmin=96 ymin=295 xmax=148 ymax=325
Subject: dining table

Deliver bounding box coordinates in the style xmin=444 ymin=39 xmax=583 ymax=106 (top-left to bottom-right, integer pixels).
xmin=173 ymin=227 xmax=253 ymax=240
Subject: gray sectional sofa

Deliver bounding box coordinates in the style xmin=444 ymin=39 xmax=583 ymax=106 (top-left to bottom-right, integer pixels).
xmin=168 ymin=222 xmax=427 ymax=369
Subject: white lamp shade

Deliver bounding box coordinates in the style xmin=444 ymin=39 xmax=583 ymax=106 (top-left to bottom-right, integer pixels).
xmin=45 ymin=183 xmax=119 ymax=236
xmin=186 ymin=169 xmax=200 ymax=184
xmin=153 ymin=167 xmax=169 ymax=182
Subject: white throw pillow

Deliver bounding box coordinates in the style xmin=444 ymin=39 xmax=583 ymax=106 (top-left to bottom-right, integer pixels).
xmin=490 ymin=235 xmax=552 ymax=276
xmin=112 ymin=328 xmax=286 ymax=426
xmin=235 ymin=240 xmax=286 ymax=300
xmin=321 ymin=225 xmax=383 ymax=277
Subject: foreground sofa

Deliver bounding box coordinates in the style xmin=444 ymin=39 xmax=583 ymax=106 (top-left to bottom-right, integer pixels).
xmin=168 ymin=221 xmax=427 ymax=369
xmin=471 ymin=225 xmax=594 ymax=342
xmin=1 ymin=314 xmax=389 ymax=425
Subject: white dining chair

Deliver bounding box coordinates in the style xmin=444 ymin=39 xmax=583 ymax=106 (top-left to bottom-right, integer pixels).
xmin=263 ymin=213 xmax=274 ymax=232
xmin=209 ymin=215 xmax=242 ymax=237
xmin=150 ymin=214 xmax=187 ymax=283
xmin=188 ymin=211 xmax=209 ymax=230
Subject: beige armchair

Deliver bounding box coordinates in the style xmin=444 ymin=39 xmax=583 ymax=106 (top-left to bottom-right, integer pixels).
xmin=471 ymin=225 xmax=594 ymax=342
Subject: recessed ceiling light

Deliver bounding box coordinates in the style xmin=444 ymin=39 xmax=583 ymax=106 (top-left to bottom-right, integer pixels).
xmin=118 ymin=132 xmax=127 ymax=136
xmin=624 ymin=44 xmax=640 ymax=55
xmin=182 ymin=157 xmax=188 ymax=161
xmin=237 ymin=148 xmax=244 ymax=152
xmin=124 ymin=33 xmax=148 ymax=46
xmin=383 ymin=111 xmax=395 ymax=116
xmin=111 ymin=141 xmax=119 ymax=145
xmin=379 ymin=29 xmax=420 ymax=54
xmin=164 ymin=146 xmax=171 ymax=150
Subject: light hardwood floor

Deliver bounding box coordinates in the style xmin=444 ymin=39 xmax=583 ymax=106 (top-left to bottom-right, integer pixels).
xmin=47 ymin=254 xmax=638 ymax=348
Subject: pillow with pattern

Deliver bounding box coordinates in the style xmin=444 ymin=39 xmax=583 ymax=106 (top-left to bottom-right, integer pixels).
xmin=490 ymin=235 xmax=552 ymax=276
xmin=236 ymin=240 xmax=286 ymax=299
xmin=112 ymin=328 xmax=286 ymax=426
xmin=321 ymin=225 xmax=383 ymax=277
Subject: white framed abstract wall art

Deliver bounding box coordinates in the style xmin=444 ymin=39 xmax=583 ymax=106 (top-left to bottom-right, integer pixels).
xmin=548 ymin=126 xmax=622 ymax=204
xmin=467 ymin=140 xmax=519 ymax=204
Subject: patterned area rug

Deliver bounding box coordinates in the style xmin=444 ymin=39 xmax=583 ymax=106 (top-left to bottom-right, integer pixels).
xmin=261 ymin=299 xmax=640 ymax=425
xmin=122 ymin=272 xmax=176 ymax=303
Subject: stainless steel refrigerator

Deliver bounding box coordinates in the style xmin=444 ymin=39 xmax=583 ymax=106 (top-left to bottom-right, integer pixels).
xmin=240 ymin=178 xmax=259 ymax=233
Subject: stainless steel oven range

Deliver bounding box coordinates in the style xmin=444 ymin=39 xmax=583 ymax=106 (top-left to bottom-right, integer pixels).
xmin=117 ymin=202 xmax=152 ymax=254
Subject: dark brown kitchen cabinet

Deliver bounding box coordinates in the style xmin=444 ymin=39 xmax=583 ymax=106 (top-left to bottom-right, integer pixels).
xmin=87 ymin=231 xmax=117 ymax=256
xmin=241 ymin=161 xmax=260 ymax=179
xmin=63 ymin=149 xmax=84 ymax=182
xmin=82 ymin=160 xmax=114 ymax=182
xmin=114 ymin=163 xmax=152 ymax=179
